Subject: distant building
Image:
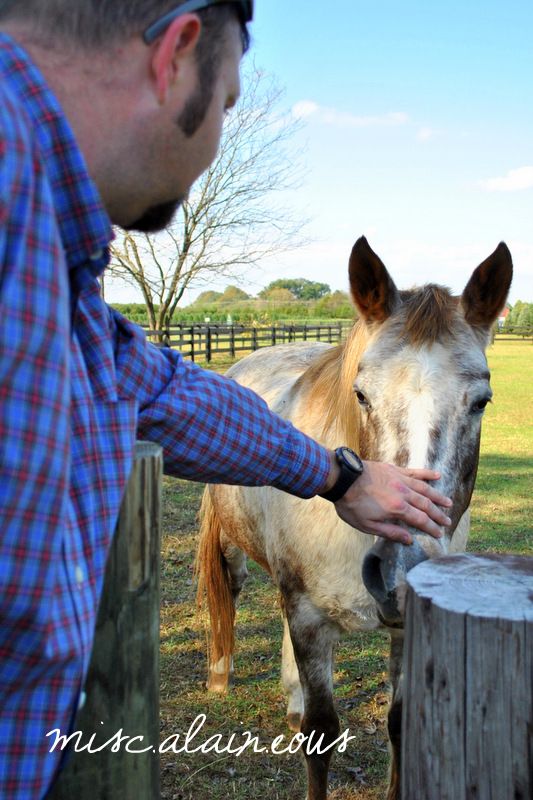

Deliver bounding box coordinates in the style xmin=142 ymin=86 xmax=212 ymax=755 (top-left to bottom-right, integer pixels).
xmin=497 ymin=306 xmax=510 ymax=330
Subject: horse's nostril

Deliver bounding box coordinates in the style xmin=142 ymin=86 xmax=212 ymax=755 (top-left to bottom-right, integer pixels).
xmin=362 ymin=552 xmax=389 ymax=604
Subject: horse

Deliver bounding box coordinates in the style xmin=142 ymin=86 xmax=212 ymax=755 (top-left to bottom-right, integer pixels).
xmin=195 ymin=236 xmax=512 ymax=800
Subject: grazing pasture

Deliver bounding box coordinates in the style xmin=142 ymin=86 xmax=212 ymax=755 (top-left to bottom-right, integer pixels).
xmin=159 ymin=339 xmax=531 ymax=800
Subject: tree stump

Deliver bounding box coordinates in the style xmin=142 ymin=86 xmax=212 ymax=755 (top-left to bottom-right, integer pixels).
xmin=49 ymin=441 xmax=163 ymax=800
xmin=402 ymin=553 xmax=533 ymax=800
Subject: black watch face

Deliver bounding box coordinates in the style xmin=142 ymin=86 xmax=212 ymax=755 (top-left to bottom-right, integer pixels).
xmin=339 ymin=448 xmax=362 ymax=472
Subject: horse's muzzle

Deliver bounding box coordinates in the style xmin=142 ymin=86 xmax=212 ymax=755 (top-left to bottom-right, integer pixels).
xmin=362 ymin=538 xmax=429 ymax=627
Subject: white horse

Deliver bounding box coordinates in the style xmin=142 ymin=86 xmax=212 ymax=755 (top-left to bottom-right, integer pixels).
xmin=196 ymin=237 xmax=512 ymax=799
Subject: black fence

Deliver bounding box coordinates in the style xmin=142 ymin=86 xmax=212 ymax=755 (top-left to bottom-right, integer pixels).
xmin=141 ymin=322 xmax=532 ymax=363
xmin=494 ymin=327 xmax=533 ymax=342
xmin=142 ymin=322 xmax=352 ymax=362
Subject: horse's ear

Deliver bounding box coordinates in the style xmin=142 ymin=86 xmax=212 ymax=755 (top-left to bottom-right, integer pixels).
xmin=461 ymin=243 xmax=513 ymax=329
xmin=349 ymin=237 xmax=400 ymax=323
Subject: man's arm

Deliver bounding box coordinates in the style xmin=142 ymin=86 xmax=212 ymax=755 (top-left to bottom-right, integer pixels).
xmin=110 ymin=308 xmax=451 ymax=543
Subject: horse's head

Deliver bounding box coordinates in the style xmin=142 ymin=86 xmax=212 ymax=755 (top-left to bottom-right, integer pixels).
xmin=348 ymin=237 xmax=513 ymax=626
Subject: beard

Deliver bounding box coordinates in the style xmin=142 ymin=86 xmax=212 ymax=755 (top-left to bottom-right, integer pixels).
xmin=123 ymin=197 xmax=184 ymax=234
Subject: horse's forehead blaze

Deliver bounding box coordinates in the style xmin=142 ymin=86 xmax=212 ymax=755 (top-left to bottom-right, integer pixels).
xmin=356 ymin=338 xmax=489 ymax=468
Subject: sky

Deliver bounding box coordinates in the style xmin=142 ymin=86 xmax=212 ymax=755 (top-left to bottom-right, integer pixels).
xmin=106 ymin=0 xmax=533 ymax=306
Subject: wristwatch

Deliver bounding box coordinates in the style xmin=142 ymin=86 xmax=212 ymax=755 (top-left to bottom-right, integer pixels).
xmin=319 ymin=447 xmax=364 ymax=503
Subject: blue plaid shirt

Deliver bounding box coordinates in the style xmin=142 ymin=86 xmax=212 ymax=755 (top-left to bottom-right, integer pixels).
xmin=0 ymin=35 xmax=330 ymax=799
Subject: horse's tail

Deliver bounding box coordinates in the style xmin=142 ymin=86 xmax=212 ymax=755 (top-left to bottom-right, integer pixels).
xmin=195 ymin=488 xmax=235 ymax=691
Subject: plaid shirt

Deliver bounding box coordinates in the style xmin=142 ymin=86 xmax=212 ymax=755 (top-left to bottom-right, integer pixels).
xmin=0 ymin=35 xmax=330 ymax=799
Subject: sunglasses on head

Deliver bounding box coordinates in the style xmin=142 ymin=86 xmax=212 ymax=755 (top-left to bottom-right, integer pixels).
xmin=143 ymin=0 xmax=254 ymax=44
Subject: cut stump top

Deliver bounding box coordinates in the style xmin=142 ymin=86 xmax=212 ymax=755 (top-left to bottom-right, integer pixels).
xmin=406 ymin=553 xmax=533 ymax=621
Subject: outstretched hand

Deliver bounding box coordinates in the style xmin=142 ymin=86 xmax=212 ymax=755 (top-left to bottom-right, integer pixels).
xmin=330 ymin=460 xmax=452 ymax=545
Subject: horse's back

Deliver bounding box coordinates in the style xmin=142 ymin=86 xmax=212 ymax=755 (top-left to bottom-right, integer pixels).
xmin=225 ymin=342 xmax=332 ymax=412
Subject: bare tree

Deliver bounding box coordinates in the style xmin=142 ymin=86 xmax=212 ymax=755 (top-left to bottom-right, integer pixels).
xmin=108 ymin=65 xmax=308 ymax=331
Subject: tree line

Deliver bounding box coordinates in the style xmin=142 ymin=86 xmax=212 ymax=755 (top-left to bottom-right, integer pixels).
xmin=501 ymin=301 xmax=533 ymax=331
xmin=112 ymin=279 xmax=354 ymax=326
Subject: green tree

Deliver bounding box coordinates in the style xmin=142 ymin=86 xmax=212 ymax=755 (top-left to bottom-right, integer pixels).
xmin=219 ymin=286 xmax=251 ymax=303
xmin=192 ymin=290 xmax=223 ymax=305
xmin=260 ymin=287 xmax=297 ymax=302
xmin=314 ymin=290 xmax=354 ymax=319
xmin=516 ymin=304 xmax=533 ymax=329
xmin=505 ymin=301 xmax=522 ymax=331
xmin=259 ymin=278 xmax=330 ymax=301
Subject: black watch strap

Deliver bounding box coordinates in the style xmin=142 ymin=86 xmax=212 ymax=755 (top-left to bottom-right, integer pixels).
xmin=319 ymin=447 xmax=364 ymax=503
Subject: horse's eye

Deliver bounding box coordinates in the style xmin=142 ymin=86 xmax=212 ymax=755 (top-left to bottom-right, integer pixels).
xmin=355 ymin=390 xmax=369 ymax=407
xmin=471 ymin=397 xmax=491 ymax=414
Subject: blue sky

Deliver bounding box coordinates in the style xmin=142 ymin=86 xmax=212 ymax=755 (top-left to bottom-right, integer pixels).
xmin=109 ymin=0 xmax=533 ymax=305
xmin=246 ymin=0 xmax=533 ymax=304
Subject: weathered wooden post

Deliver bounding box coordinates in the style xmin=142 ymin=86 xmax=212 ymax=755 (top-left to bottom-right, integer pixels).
xmin=49 ymin=442 xmax=163 ymax=800
xmin=206 ymin=326 xmax=212 ymax=363
xmin=402 ymin=553 xmax=533 ymax=800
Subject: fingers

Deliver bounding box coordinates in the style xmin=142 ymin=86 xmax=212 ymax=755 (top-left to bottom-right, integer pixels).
xmin=398 ymin=469 xmax=453 ymax=508
xmin=401 ymin=488 xmax=452 ymax=528
xmin=371 ymin=522 xmax=413 ymax=546
xmin=396 ymin=502 xmax=446 ymax=539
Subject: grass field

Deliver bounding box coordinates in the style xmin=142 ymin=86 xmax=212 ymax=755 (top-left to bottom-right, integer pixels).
xmin=159 ymin=339 xmax=531 ymax=800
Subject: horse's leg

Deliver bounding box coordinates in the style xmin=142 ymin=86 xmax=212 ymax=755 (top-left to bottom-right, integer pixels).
xmin=281 ymin=608 xmax=304 ymax=732
xmin=208 ymin=535 xmax=248 ymax=693
xmin=285 ymin=595 xmax=339 ymax=800
xmin=386 ymin=629 xmax=404 ymax=800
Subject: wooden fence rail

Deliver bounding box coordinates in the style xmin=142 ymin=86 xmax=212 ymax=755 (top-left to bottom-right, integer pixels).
xmin=493 ymin=327 xmax=533 ymax=342
xmin=402 ymin=553 xmax=533 ymax=800
xmin=141 ymin=322 xmax=352 ymax=361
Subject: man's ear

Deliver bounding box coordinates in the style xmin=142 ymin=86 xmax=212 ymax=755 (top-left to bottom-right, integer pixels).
xmin=151 ymin=14 xmax=201 ymax=105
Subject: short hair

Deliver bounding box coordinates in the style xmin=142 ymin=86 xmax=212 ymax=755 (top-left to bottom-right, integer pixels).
xmin=0 ymin=1 xmax=250 ymax=51
xmin=0 ymin=1 xmax=250 ymax=136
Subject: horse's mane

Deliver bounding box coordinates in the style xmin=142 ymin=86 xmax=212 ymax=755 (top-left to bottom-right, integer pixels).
xmin=303 ymin=321 xmax=370 ymax=451
xmin=303 ymin=285 xmax=459 ymax=451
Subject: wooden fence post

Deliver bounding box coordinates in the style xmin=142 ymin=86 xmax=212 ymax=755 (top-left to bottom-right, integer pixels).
xmin=206 ymin=326 xmax=212 ymax=363
xmin=189 ymin=326 xmax=195 ymax=362
xmin=401 ymin=553 xmax=533 ymax=800
xmin=49 ymin=442 xmax=163 ymax=800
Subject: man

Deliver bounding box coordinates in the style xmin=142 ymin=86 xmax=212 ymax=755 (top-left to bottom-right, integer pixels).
xmin=0 ymin=1 xmax=452 ymax=796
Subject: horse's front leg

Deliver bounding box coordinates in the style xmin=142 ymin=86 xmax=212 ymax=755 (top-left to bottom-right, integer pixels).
xmin=284 ymin=594 xmax=339 ymax=800
xmin=387 ymin=629 xmax=404 ymax=800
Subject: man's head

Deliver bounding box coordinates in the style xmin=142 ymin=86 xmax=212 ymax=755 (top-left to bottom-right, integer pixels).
xmin=0 ymin=0 xmax=253 ymax=231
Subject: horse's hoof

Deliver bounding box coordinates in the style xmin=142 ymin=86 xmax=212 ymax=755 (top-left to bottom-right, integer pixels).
xmin=207 ymin=673 xmax=229 ymax=693
xmin=287 ymin=712 xmax=302 ymax=732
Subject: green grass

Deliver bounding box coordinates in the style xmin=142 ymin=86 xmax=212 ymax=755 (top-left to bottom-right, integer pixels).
xmin=469 ymin=340 xmax=532 ymax=553
xmin=159 ymin=339 xmax=531 ymax=800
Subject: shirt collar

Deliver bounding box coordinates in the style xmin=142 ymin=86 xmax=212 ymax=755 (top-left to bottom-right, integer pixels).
xmin=0 ymin=33 xmax=113 ymax=273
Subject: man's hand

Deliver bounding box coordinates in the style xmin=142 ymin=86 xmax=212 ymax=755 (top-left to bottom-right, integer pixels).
xmin=326 ymin=457 xmax=452 ymax=545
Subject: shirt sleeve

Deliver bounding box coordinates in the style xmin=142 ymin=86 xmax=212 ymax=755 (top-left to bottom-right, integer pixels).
xmin=109 ymin=308 xmax=331 ymax=498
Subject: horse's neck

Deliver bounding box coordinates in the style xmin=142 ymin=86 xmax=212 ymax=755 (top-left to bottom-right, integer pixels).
xmin=296 ymin=322 xmax=369 ymax=453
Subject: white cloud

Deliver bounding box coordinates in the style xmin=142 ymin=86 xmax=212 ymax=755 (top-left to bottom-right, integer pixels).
xmin=416 ymin=126 xmax=437 ymax=142
xmin=480 ymin=166 xmax=533 ymax=192
xmin=291 ymin=100 xmax=319 ymax=119
xmin=291 ymin=100 xmax=409 ymax=129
